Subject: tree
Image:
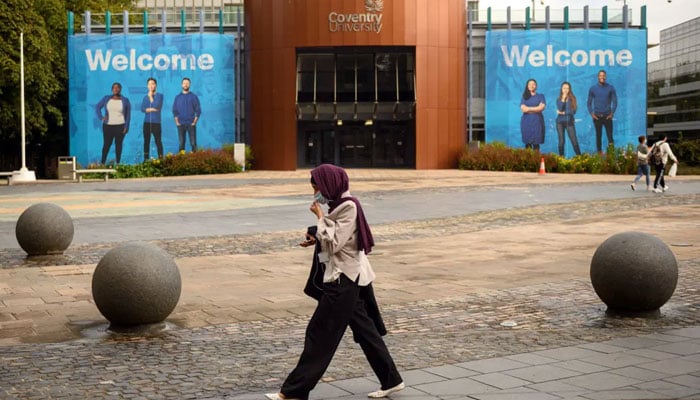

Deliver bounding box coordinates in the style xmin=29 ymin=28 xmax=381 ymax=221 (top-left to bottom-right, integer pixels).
xmin=0 ymin=0 xmax=64 ymax=142
xmin=0 ymin=0 xmax=134 ymax=173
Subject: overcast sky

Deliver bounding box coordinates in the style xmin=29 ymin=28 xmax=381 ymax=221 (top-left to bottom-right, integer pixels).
xmin=477 ymin=0 xmax=699 ymax=61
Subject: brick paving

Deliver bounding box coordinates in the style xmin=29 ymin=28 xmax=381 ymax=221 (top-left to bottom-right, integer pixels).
xmin=1 ymin=264 xmax=699 ymax=399
xmin=1 ymin=191 xmax=697 ymax=268
xmin=0 ymin=173 xmax=699 ymax=399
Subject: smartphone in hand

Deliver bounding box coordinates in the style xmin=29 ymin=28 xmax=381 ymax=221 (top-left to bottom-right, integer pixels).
xmin=299 ymin=233 xmax=316 ymax=247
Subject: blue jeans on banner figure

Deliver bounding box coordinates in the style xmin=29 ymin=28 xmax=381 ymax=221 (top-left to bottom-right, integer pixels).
xmin=593 ymin=115 xmax=614 ymax=153
xmin=177 ymin=124 xmax=197 ymax=152
xmin=556 ymin=122 xmax=581 ymax=156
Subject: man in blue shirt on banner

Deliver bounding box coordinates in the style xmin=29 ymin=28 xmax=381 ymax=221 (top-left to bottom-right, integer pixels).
xmin=587 ymin=70 xmax=618 ymax=153
xmin=172 ymin=77 xmax=201 ymax=152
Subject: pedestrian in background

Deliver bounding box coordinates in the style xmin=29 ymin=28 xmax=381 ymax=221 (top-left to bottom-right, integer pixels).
xmin=631 ymin=135 xmax=651 ymax=191
xmin=651 ymin=135 xmax=679 ymax=193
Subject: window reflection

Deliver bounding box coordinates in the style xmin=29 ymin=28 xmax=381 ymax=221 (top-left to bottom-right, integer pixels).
xmin=296 ymin=48 xmax=416 ymax=108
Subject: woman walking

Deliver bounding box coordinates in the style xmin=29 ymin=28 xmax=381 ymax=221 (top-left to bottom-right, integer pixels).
xmin=266 ymin=164 xmax=403 ymax=400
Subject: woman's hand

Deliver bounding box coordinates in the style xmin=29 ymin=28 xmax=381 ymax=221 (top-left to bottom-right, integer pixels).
xmin=310 ymin=201 xmax=324 ymax=219
xmin=299 ymin=233 xmax=316 ymax=247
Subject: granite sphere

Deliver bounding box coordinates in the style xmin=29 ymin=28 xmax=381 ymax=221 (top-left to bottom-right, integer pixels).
xmin=15 ymin=203 xmax=74 ymax=256
xmin=92 ymin=242 xmax=182 ymax=327
xmin=590 ymin=231 xmax=678 ymax=313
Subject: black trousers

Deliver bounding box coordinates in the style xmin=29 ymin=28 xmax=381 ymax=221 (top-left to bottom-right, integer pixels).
xmin=177 ymin=124 xmax=197 ymax=152
xmin=593 ymin=115 xmax=614 ymax=153
xmin=143 ymin=122 xmax=163 ymax=161
xmin=101 ymin=123 xmax=126 ymax=164
xmin=653 ymin=163 xmax=666 ymax=189
xmin=281 ymin=274 xmax=402 ymax=400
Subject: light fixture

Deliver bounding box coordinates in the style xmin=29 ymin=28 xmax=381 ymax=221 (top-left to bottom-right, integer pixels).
xmin=364 ymin=119 xmax=373 ymax=126
xmin=337 ymin=120 xmax=343 ymax=126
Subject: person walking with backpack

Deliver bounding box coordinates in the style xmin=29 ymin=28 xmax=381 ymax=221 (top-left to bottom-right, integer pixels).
xmin=631 ymin=135 xmax=651 ymax=191
xmin=650 ymin=135 xmax=679 ymax=193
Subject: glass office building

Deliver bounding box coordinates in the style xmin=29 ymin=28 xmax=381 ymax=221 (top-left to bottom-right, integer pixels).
xmin=648 ymin=16 xmax=700 ymax=141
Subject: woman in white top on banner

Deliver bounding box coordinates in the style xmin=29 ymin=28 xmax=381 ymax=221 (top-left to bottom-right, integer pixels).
xmin=95 ymin=82 xmax=131 ymax=165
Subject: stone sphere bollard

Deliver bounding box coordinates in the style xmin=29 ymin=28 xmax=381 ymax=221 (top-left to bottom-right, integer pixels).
xmin=590 ymin=231 xmax=678 ymax=314
xmin=15 ymin=203 xmax=74 ymax=256
xmin=92 ymin=242 xmax=181 ymax=328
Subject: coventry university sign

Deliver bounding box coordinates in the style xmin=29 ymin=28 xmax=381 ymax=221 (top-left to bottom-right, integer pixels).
xmin=328 ymin=0 xmax=384 ymax=34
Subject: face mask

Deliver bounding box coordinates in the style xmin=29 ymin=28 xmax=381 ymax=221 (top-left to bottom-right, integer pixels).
xmin=314 ymin=191 xmax=328 ymax=204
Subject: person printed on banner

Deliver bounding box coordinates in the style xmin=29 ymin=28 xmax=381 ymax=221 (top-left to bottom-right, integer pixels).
xmin=172 ymin=77 xmax=201 ymax=152
xmin=520 ymin=79 xmax=546 ymax=151
xmin=587 ymin=70 xmax=618 ymax=153
xmin=141 ymin=77 xmax=164 ymax=161
xmin=555 ymin=81 xmax=581 ymax=157
xmin=95 ymin=82 xmax=131 ymax=165
xmin=630 ymin=135 xmax=651 ymax=191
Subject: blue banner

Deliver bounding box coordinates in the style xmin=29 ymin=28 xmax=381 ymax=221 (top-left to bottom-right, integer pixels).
xmin=485 ymin=30 xmax=647 ymax=157
xmin=68 ymin=34 xmax=235 ymax=166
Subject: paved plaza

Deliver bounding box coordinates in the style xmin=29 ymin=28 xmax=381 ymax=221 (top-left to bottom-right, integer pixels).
xmin=1 ymin=170 xmax=700 ymax=399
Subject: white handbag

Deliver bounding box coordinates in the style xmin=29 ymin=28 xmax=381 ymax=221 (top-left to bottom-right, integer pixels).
xmin=668 ymin=163 xmax=678 ymax=177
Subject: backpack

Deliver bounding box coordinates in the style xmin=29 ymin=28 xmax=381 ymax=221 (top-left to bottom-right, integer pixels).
xmin=650 ymin=144 xmax=663 ymax=165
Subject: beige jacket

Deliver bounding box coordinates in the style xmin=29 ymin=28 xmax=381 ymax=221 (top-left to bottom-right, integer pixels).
xmin=658 ymin=142 xmax=678 ymax=165
xmin=317 ymin=193 xmax=375 ymax=286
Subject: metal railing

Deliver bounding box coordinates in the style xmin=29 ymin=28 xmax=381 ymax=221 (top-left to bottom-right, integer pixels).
xmin=71 ymin=9 xmax=244 ymax=34
xmin=470 ymin=6 xmax=637 ymax=28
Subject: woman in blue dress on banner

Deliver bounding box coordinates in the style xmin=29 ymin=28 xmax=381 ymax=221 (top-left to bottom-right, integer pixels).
xmin=520 ymin=79 xmax=546 ymax=151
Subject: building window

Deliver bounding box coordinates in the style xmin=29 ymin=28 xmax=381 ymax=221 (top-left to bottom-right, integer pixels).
xmin=296 ymin=47 xmax=416 ymax=113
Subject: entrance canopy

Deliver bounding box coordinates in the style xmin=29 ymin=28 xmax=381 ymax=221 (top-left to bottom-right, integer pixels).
xmin=296 ymin=47 xmax=416 ymax=123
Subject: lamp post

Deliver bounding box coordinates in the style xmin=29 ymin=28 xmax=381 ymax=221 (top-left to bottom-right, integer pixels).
xmin=12 ymin=31 xmax=36 ymax=183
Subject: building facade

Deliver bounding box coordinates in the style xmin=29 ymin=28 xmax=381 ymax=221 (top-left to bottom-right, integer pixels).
xmin=647 ymin=16 xmax=700 ymax=141
xmin=245 ymin=0 xmax=466 ymax=170
xmin=81 ymin=1 xmax=639 ymax=170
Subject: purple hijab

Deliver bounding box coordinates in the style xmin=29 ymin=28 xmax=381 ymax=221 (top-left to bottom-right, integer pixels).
xmin=310 ymin=164 xmax=375 ymax=254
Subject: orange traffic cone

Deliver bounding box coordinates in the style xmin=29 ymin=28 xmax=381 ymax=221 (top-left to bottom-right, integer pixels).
xmin=538 ymin=157 xmax=546 ymax=175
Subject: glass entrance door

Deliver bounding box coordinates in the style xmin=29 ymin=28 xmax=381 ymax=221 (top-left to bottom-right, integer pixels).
xmin=302 ymin=128 xmax=336 ymax=166
xmin=338 ymin=126 xmax=372 ymax=167
xmin=298 ymin=121 xmax=415 ymax=168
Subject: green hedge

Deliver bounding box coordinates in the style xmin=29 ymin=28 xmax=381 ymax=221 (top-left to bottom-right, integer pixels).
xmin=80 ymin=146 xmax=254 ymax=179
xmin=458 ymin=142 xmax=637 ymax=174
xmin=675 ymin=136 xmax=700 ymax=167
